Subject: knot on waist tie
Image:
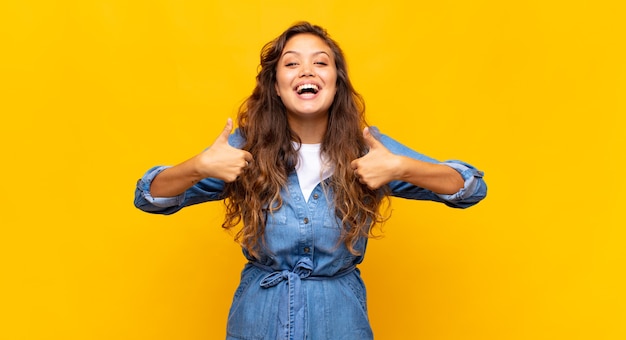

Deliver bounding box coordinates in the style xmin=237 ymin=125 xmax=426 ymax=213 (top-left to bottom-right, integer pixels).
xmin=253 ymin=258 xmax=355 ymax=340
xmin=259 ymin=257 xmax=314 ymax=288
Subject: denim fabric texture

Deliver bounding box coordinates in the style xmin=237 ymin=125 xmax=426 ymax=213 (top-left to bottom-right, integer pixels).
xmin=134 ymin=127 xmax=487 ymax=340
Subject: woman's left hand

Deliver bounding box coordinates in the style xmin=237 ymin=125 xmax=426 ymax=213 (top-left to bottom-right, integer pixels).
xmin=350 ymin=127 xmax=401 ymax=189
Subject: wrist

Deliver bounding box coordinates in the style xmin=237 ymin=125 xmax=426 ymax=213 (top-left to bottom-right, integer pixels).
xmin=189 ymin=154 xmax=211 ymax=181
xmin=395 ymin=155 xmax=412 ymax=181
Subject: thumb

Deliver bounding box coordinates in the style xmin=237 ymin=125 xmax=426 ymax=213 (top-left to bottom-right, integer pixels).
xmin=363 ymin=127 xmax=380 ymax=149
xmin=215 ymin=118 xmax=234 ymax=144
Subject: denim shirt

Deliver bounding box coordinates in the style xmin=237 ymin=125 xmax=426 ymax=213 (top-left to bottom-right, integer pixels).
xmin=134 ymin=127 xmax=486 ymax=340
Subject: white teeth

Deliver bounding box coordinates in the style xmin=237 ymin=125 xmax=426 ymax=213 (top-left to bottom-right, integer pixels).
xmin=296 ymin=84 xmax=319 ymax=94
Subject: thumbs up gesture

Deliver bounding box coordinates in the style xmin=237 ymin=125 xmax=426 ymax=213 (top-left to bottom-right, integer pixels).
xmin=195 ymin=118 xmax=253 ymax=183
xmin=350 ymin=127 xmax=400 ymax=189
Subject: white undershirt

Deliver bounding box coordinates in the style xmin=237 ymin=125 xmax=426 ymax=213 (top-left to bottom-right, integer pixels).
xmin=294 ymin=143 xmax=333 ymax=201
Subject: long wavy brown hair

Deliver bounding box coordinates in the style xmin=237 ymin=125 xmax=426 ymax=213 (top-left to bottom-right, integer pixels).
xmin=222 ymin=22 xmax=389 ymax=259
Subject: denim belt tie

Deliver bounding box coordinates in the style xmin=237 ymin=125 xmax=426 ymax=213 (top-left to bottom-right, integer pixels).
xmin=255 ymin=258 xmax=355 ymax=340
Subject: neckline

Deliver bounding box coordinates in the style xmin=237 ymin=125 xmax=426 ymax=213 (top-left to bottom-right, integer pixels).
xmin=293 ymin=142 xmax=321 ymax=151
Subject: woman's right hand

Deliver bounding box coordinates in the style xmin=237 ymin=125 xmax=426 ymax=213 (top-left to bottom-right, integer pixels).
xmin=193 ymin=118 xmax=253 ymax=183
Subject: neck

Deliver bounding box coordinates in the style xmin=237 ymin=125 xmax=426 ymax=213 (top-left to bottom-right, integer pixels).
xmin=288 ymin=115 xmax=328 ymax=144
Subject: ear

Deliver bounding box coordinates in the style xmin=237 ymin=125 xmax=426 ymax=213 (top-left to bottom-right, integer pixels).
xmin=275 ymin=82 xmax=281 ymax=97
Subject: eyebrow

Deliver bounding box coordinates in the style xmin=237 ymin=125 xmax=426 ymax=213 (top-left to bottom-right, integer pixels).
xmin=281 ymin=51 xmax=331 ymax=58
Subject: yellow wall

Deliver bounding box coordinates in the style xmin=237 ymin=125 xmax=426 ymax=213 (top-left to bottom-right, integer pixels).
xmin=1 ymin=0 xmax=624 ymax=339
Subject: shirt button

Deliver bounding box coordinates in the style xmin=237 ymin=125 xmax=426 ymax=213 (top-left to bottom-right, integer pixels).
xmin=303 ymin=247 xmax=310 ymax=253
xmin=303 ymin=217 xmax=309 ymax=224
xmin=313 ymin=194 xmax=319 ymax=199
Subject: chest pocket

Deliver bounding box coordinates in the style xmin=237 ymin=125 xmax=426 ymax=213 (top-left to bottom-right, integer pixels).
xmin=265 ymin=206 xmax=287 ymax=225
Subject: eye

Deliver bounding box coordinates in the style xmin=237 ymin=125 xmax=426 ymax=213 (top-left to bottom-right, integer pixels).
xmin=285 ymin=62 xmax=298 ymax=67
xmin=314 ymin=61 xmax=328 ymax=66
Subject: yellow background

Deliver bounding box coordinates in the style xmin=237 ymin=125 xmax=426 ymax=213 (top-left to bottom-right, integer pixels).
xmin=1 ymin=0 xmax=624 ymax=339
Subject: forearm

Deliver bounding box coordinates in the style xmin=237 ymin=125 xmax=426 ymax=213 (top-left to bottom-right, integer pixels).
xmin=396 ymin=156 xmax=464 ymax=195
xmin=149 ymin=156 xmax=204 ymax=197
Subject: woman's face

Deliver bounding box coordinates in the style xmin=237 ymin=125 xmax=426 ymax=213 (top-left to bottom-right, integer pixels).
xmin=275 ymin=33 xmax=338 ymax=123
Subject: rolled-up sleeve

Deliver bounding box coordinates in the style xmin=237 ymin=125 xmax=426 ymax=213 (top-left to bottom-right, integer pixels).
xmin=134 ymin=166 xmax=185 ymax=213
xmin=434 ymin=160 xmax=486 ymax=208
xmin=134 ymin=166 xmax=226 ymax=215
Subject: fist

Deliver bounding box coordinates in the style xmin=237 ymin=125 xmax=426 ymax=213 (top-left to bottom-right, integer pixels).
xmin=350 ymin=127 xmax=400 ymax=189
xmin=195 ymin=118 xmax=253 ymax=182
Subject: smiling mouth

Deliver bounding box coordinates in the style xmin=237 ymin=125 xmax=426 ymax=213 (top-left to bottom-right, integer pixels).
xmin=296 ymin=84 xmax=319 ymax=95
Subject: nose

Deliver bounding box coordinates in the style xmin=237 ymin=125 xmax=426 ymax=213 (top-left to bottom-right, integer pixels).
xmin=299 ymin=64 xmax=315 ymax=77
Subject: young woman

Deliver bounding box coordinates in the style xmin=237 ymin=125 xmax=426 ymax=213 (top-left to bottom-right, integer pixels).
xmin=135 ymin=22 xmax=487 ymax=340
